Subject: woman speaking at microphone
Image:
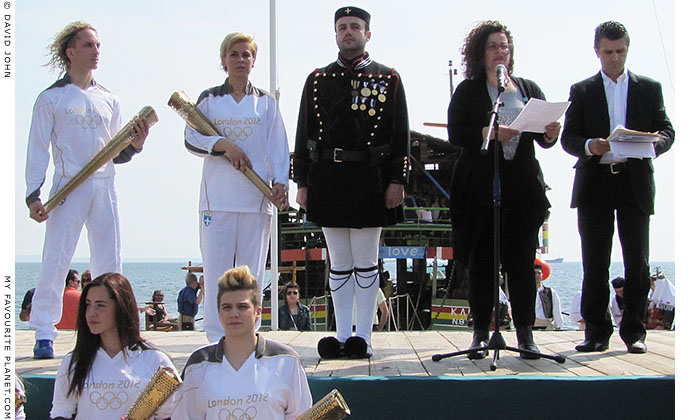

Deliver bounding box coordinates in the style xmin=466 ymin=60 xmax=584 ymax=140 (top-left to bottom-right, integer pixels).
xmin=448 ymin=21 xmax=561 ymax=359
xmin=184 ymin=33 xmax=290 ymax=343
xmin=50 ymin=273 xmax=177 ymax=419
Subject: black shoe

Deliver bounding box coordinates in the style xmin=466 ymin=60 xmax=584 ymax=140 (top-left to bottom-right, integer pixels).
xmin=575 ymin=339 xmax=609 ymax=352
xmin=344 ymin=336 xmax=370 ymax=359
xmin=468 ymin=330 xmax=489 ymax=360
xmin=318 ymin=337 xmax=344 ymax=359
xmin=626 ymin=340 xmax=647 ymax=354
xmin=516 ymin=326 xmax=540 ymax=360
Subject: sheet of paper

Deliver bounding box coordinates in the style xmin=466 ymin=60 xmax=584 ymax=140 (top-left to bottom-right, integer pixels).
xmin=607 ymin=125 xmax=662 ymax=142
xmin=607 ymin=125 xmax=659 ymax=158
xmin=609 ymin=141 xmax=655 ymax=159
xmin=508 ymin=98 xmax=570 ymax=132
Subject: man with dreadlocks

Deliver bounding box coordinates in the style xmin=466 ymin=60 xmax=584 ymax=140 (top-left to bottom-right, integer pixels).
xmin=25 ymin=21 xmax=150 ymax=359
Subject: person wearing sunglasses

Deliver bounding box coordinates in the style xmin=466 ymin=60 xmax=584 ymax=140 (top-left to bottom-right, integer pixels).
xmin=80 ymin=269 xmax=92 ymax=290
xmin=56 ymin=269 xmax=81 ymax=330
xmin=278 ymin=283 xmax=312 ymax=331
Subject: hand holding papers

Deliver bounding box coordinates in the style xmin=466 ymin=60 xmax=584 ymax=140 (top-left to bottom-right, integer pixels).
xmin=508 ymin=98 xmax=570 ymax=133
xmin=606 ymin=125 xmax=660 ymax=159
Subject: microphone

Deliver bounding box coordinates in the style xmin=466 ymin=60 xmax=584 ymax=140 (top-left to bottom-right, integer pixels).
xmin=496 ymin=64 xmax=509 ymax=92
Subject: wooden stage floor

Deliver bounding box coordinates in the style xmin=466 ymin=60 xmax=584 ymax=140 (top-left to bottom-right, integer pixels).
xmin=16 ymin=329 xmax=675 ymax=378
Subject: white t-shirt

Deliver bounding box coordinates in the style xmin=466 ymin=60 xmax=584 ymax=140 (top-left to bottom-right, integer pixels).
xmin=51 ymin=346 xmax=177 ymax=420
xmin=26 ymin=75 xmax=122 ymax=202
xmin=535 ymin=285 xmax=564 ymax=329
xmin=571 ymin=290 xmax=614 ymax=326
xmin=172 ymin=335 xmax=312 ymax=420
xmin=418 ymin=209 xmax=433 ymax=221
xmin=570 ymin=291 xmax=583 ymax=325
xmin=185 ymin=81 xmax=290 ymax=214
xmin=611 ymin=295 xmax=623 ymax=327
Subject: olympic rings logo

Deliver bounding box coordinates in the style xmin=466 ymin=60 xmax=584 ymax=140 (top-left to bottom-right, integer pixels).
xmin=222 ymin=126 xmax=253 ymax=141
xmin=75 ymin=114 xmax=103 ymax=129
xmin=219 ymin=406 xmax=257 ymax=420
xmin=89 ymin=390 xmax=129 ymax=410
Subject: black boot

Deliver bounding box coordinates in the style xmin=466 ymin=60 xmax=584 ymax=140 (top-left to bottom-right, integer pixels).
xmin=468 ymin=329 xmax=489 ymax=360
xmin=344 ymin=336 xmax=371 ymax=359
xmin=318 ymin=336 xmax=344 ymax=359
xmin=516 ymin=326 xmax=540 ymax=360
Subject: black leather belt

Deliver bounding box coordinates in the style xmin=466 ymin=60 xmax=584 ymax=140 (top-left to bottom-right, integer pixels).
xmin=608 ymin=162 xmax=627 ymax=174
xmin=321 ymin=148 xmax=369 ymax=163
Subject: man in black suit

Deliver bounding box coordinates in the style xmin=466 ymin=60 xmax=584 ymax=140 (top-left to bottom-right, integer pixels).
xmin=562 ymin=21 xmax=674 ymax=354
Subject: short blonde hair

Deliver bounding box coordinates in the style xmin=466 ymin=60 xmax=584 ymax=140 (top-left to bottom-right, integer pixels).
xmin=45 ymin=21 xmax=96 ymax=73
xmin=219 ymin=33 xmax=258 ymax=71
xmin=217 ymin=266 xmax=261 ymax=309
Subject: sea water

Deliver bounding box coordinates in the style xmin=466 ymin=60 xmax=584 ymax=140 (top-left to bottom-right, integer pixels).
xmin=14 ymin=260 xmax=675 ymax=331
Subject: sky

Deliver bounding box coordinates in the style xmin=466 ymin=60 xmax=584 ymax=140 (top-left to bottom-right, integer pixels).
xmin=2 ymin=0 xmax=682 ymax=264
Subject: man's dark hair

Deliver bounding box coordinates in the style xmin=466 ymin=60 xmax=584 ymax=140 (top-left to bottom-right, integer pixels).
xmin=611 ymin=277 xmax=626 ymax=289
xmin=65 ymin=269 xmax=79 ymax=287
xmin=594 ymin=21 xmax=630 ymax=48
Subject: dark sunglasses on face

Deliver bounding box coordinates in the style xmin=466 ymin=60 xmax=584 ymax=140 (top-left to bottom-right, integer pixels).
xmin=286 ymin=290 xmax=299 ymax=295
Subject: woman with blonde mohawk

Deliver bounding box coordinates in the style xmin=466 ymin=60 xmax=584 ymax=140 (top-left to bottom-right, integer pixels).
xmin=173 ymin=266 xmax=312 ymax=420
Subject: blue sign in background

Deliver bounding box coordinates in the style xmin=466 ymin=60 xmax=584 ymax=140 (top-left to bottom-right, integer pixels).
xmin=379 ymin=246 xmax=426 ymax=259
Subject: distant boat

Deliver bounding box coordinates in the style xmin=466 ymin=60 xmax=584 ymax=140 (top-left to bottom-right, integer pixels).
xmin=545 ymin=257 xmax=564 ymax=263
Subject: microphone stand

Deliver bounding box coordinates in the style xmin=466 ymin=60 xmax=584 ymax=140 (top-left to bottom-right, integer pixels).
xmin=432 ymin=83 xmax=565 ymax=370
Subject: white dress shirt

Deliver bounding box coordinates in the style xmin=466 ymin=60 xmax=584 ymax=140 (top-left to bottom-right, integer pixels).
xmin=584 ymin=69 xmax=629 ymax=163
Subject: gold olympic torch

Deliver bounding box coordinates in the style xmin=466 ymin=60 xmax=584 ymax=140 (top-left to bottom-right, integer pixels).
xmin=43 ymin=106 xmax=159 ymax=213
xmin=125 ymin=366 xmax=181 ymax=420
xmin=167 ymin=90 xmax=282 ymax=208
xmin=298 ymin=389 xmax=351 ymax=420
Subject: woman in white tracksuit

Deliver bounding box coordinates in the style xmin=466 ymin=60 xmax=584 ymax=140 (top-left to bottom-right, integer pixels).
xmin=184 ymin=33 xmax=289 ymax=342
xmin=50 ymin=273 xmax=177 ymax=419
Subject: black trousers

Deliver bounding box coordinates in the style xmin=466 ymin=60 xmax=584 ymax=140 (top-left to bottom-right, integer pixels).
xmin=577 ymin=165 xmax=650 ymax=344
xmin=465 ymin=202 xmax=542 ymax=330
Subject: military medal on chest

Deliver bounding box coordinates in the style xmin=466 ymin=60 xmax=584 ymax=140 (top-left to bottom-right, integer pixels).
xmin=351 ymin=80 xmax=360 ymax=110
xmin=312 ymin=70 xmax=394 ymax=144
xmin=360 ymin=82 xmax=372 ymax=98
xmin=347 ymin=74 xmax=391 ymax=117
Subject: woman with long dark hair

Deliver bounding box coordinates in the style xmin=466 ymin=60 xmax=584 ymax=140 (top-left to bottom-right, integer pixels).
xmin=50 ymin=273 xmax=177 ymax=419
xmin=448 ymin=20 xmax=560 ymax=359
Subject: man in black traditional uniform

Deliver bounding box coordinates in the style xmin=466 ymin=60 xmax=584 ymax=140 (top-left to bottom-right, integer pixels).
xmin=294 ymin=6 xmax=410 ymax=359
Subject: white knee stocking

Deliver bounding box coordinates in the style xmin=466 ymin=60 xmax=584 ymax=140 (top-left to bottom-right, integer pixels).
xmin=354 ymin=266 xmax=379 ymax=344
xmin=323 ymin=227 xmax=382 ymax=345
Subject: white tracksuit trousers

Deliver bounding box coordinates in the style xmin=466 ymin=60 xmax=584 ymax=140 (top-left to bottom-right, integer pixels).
xmin=200 ymin=211 xmax=271 ymax=342
xmin=30 ymin=176 xmax=122 ymax=341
